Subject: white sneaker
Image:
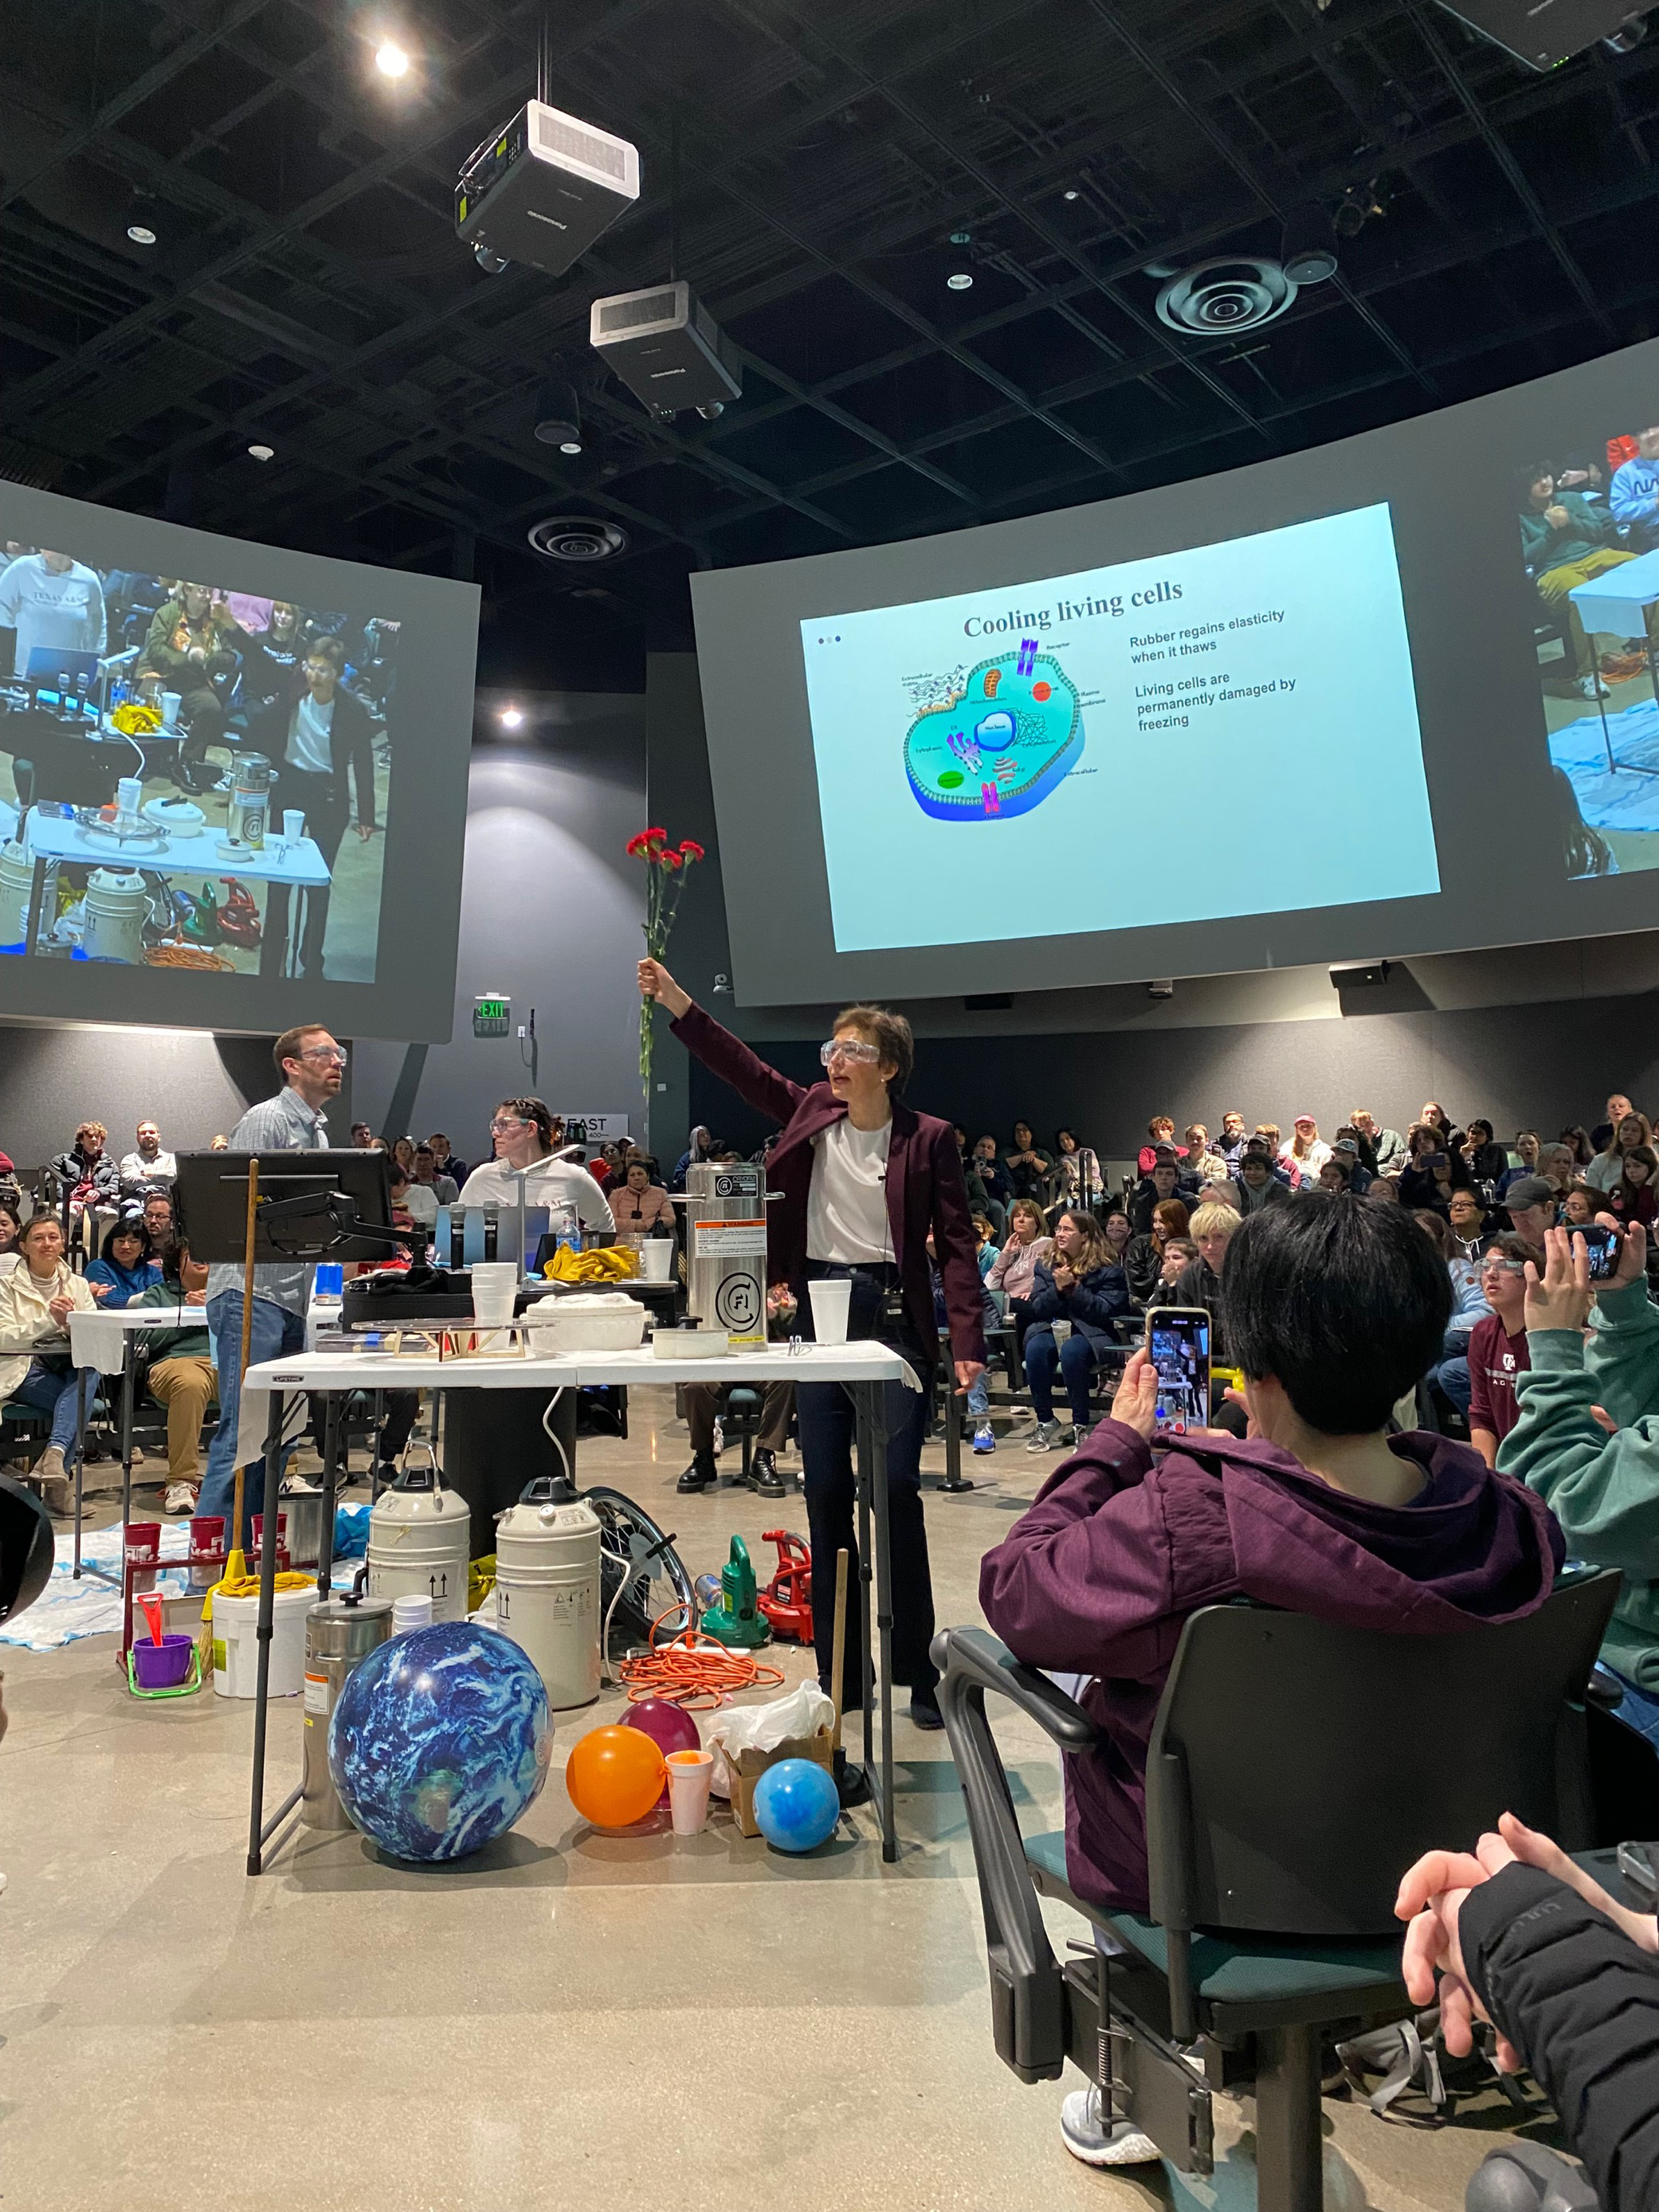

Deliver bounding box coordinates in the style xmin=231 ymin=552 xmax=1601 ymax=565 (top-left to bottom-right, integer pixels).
xmin=972 ymin=1421 xmax=995 ymax=1453
xmin=1059 ymin=2085 xmax=1160 ymax=2167
xmin=1056 ymin=1424 xmax=1078 ymax=1449
xmin=1577 ymin=672 xmax=1610 ymax=700
xmin=1026 ymin=1421 xmax=1059 ymax=1452
xmin=162 ymin=1482 xmax=198 ymax=1515
xmin=280 ymin=1472 xmax=320 ymax=1495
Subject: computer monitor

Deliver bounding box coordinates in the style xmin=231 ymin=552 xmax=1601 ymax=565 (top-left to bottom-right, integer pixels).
xmin=173 ymin=1147 xmax=402 ymax=1265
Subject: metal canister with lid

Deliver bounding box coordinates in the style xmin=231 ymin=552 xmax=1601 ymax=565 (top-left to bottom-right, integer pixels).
xmin=302 ymin=1587 xmax=393 ymax=1830
xmin=682 ymin=1160 xmax=775 ymax=1349
xmin=228 ymin=752 xmax=273 ymax=849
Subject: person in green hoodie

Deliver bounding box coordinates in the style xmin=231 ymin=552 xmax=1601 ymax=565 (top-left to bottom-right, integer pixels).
xmin=1499 ymin=1213 xmax=1659 ymax=1747
xmin=134 ymin=1238 xmax=218 ymax=1514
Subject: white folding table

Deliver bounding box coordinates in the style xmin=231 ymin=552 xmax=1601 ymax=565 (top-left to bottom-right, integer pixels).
xmin=1569 ymin=548 xmax=1659 ymax=779
xmin=18 ymin=808 xmax=332 ymax=975
xmin=66 ymin=1303 xmax=203 ymax=1583
xmin=234 ymin=1339 xmax=919 ymax=1873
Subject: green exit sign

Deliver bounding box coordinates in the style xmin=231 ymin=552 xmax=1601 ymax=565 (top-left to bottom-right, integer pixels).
xmin=473 ymin=994 xmax=511 ymax=1037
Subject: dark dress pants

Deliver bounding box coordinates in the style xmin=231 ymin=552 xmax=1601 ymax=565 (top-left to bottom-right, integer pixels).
xmin=794 ymin=1263 xmax=936 ymax=1705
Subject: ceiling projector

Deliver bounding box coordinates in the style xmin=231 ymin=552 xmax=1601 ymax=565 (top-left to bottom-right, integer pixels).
xmin=590 ymin=280 xmax=742 ymax=418
xmin=455 ymin=100 xmax=640 ymax=277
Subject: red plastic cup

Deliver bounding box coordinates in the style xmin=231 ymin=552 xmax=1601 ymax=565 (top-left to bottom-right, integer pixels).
xmin=249 ymin=1512 xmax=289 ymax=1571
xmin=124 ymin=1520 xmax=161 ymax=1596
xmin=188 ymin=1514 xmax=226 ymax=1591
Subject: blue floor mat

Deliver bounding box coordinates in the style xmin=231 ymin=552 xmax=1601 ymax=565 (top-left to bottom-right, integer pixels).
xmin=1550 ymin=696 xmax=1659 ymax=834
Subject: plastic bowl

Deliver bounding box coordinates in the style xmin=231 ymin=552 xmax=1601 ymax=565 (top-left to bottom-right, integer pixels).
xmin=523 ymin=1292 xmax=648 ymax=1353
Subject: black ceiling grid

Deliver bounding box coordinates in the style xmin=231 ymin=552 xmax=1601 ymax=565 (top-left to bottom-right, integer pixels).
xmin=3 ymin=0 xmax=1658 ymax=687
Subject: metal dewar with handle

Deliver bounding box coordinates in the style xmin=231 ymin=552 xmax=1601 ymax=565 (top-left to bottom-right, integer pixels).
xmin=680 ymin=1162 xmax=778 ymax=1349
xmin=302 ymin=1584 xmax=392 ymax=1830
xmin=366 ymin=1457 xmax=471 ymax=1621
xmin=492 ymin=1473 xmax=602 ymax=1711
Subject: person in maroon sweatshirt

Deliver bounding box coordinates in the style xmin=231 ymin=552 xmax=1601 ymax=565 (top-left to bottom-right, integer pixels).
xmin=640 ymin=956 xmax=986 ymax=1754
xmin=980 ymin=1194 xmax=1565 ymax=1925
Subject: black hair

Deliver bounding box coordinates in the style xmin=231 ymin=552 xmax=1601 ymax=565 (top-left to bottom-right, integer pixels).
xmin=159 ymin=1236 xmax=190 ymax=1284
xmin=1223 ymin=1194 xmax=1452 ymax=1433
xmin=108 ymin=1214 xmax=152 ymax=1261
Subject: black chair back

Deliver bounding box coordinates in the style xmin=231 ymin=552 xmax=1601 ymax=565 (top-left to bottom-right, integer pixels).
xmin=1146 ymin=1571 xmax=1620 ymax=1939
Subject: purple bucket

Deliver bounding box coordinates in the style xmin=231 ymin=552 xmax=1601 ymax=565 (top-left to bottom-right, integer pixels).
xmin=132 ymin=1634 xmax=195 ymax=1690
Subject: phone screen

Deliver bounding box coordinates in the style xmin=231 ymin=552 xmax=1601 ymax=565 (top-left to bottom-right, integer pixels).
xmin=1147 ymin=1308 xmax=1211 ymax=1434
xmin=1575 ymin=1223 xmax=1620 ymax=1281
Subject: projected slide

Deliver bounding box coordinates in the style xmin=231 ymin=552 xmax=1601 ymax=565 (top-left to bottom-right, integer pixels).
xmin=799 ymin=502 xmax=1438 ymax=953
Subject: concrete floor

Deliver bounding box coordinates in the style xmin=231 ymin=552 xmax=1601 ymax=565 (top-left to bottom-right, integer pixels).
xmin=0 ymin=1395 xmax=1557 ymax=2210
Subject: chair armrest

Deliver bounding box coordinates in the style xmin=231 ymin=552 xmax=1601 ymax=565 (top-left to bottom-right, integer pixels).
xmin=937 ymin=1625 xmax=1098 ymax=1751
xmin=931 ymin=1623 xmax=1089 ymax=2081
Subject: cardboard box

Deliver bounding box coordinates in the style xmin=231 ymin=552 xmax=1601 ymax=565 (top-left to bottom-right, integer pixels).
xmin=728 ymin=1724 xmax=835 ymax=1838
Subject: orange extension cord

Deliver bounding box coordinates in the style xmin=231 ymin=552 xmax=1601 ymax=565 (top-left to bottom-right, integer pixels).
xmin=617 ymin=1605 xmax=786 ymax=1709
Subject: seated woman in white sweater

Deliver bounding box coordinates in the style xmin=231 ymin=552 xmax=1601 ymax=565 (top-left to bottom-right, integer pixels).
xmin=0 ymin=1214 xmax=97 ymax=1513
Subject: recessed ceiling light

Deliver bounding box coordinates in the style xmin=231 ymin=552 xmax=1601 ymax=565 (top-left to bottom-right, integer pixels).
xmin=1063 ymin=189 xmax=1081 ymax=202
xmin=500 ymin=705 xmax=524 ymax=729
xmin=558 ymin=435 xmax=582 ymax=455
xmin=947 ymin=271 xmax=974 ymax=291
xmin=127 ymin=222 xmax=158 ymax=246
xmin=375 ymin=41 xmax=411 ymax=77
xmin=247 ymin=442 xmax=275 ymax=461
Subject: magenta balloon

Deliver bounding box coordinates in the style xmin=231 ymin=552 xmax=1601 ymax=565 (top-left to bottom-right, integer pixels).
xmin=622 ymin=1699 xmax=700 ymax=1806
xmin=623 ymin=1699 xmax=701 ymax=1759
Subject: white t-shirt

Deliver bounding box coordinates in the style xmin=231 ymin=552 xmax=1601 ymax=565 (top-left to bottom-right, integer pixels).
xmin=286 ymin=692 xmax=335 ymax=775
xmin=0 ymin=555 xmax=106 ymax=677
xmin=806 ymin=1116 xmax=893 ymax=1264
xmin=457 ymin=1155 xmax=614 ymax=1232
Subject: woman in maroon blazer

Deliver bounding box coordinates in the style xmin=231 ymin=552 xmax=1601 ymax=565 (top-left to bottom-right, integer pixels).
xmin=640 ymin=958 xmax=986 ymax=1751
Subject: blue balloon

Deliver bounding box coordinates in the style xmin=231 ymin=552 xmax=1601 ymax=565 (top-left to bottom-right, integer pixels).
xmin=329 ymin=1621 xmax=552 ymax=1862
xmin=751 ymin=1756 xmax=840 ymax=1853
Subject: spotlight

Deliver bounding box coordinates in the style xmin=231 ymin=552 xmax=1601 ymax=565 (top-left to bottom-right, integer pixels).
xmin=375 ymin=41 xmax=411 ymax=77
xmin=1063 ymin=188 xmax=1080 ymax=202
xmin=1333 ymin=180 xmax=1386 ymax=239
xmin=532 ymin=378 xmax=583 ymax=454
xmin=125 ymin=192 xmax=161 ymax=247
xmin=946 ymin=271 xmax=974 ymax=291
xmin=247 ymin=442 xmax=275 ymax=461
xmin=500 ymin=705 xmax=524 ymax=729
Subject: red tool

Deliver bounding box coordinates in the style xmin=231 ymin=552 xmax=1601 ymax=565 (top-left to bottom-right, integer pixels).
xmin=756 ymin=1529 xmax=813 ymax=1643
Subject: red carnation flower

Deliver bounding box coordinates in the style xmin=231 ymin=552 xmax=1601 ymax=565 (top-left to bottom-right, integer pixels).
xmin=679 ymin=839 xmax=705 ymax=862
xmin=659 ymin=849 xmax=683 ymax=870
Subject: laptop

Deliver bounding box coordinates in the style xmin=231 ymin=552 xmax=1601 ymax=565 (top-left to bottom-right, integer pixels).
xmin=23 ymin=647 xmax=101 ymax=700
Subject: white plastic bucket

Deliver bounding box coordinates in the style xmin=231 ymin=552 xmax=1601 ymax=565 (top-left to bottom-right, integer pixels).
xmin=211 ymin=1586 xmax=312 ymax=1700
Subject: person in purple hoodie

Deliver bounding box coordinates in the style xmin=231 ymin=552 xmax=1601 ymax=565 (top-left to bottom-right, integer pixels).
xmin=979 ymin=1194 xmax=1564 ymax=2168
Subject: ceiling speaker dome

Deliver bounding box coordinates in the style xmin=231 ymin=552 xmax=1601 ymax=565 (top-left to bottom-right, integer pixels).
xmin=526 ymin=516 xmax=628 ymax=561
xmin=1154 ymin=257 xmax=1297 ymax=335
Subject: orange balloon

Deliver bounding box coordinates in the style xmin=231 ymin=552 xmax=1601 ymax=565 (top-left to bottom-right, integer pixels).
xmin=564 ymin=1724 xmax=667 ymax=1828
